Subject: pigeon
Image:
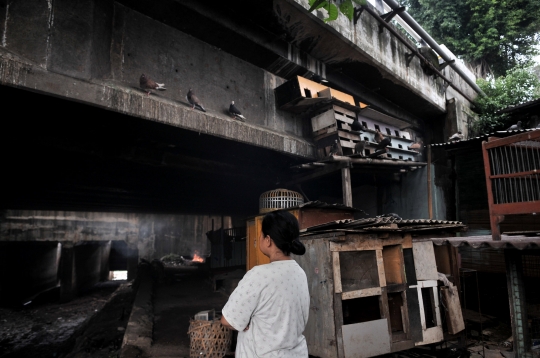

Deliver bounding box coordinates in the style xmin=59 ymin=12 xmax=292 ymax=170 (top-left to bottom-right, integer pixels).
xmin=408 ymin=140 xmax=423 ymax=152
xmin=187 ymin=88 xmax=206 ymax=112
xmin=506 ymin=121 xmax=522 ymax=131
xmin=139 ymin=74 xmax=166 ymax=95
xmin=374 ymin=129 xmax=385 ymax=143
xmin=374 ymin=130 xmax=391 ymax=149
xmin=310 ymin=74 xmax=328 ymax=83
xmin=328 ymin=140 xmax=342 ymax=156
xmin=351 ymin=118 xmax=366 ymax=132
xmin=229 ymin=101 xmax=246 ymax=121
xmin=354 ymin=140 xmax=366 ymax=156
xmin=448 ymin=131 xmax=464 ymax=142
xmin=376 ymin=137 xmax=392 ymax=150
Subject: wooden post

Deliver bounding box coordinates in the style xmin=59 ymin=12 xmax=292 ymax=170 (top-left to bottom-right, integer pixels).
xmin=427 ymin=145 xmax=433 ymax=219
xmin=341 ymin=166 xmax=353 ymax=207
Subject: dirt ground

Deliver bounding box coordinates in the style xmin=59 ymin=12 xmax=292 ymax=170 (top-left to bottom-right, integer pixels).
xmin=0 ymin=280 xmax=134 ymax=358
xmin=147 ymin=268 xmax=232 ymax=358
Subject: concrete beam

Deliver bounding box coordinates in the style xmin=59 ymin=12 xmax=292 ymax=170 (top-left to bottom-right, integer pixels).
xmin=0 ymin=52 xmax=316 ymax=160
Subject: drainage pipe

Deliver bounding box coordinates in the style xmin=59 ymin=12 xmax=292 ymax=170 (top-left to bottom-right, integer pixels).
xmin=362 ymin=5 xmax=476 ymax=104
xmin=382 ymin=0 xmax=486 ymax=97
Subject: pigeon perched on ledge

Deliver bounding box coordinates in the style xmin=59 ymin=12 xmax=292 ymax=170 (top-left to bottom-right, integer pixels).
xmin=354 ymin=140 xmax=366 ymax=156
xmin=229 ymin=101 xmax=246 ymax=121
xmin=374 ymin=130 xmax=391 ymax=149
xmin=351 ymin=118 xmax=366 ymax=133
xmin=187 ymin=88 xmax=206 ymax=112
xmin=408 ymin=140 xmax=423 ymax=152
xmin=329 ymin=140 xmax=342 ymax=156
xmin=448 ymin=131 xmax=464 ymax=142
xmin=140 ymin=74 xmax=166 ymax=96
xmin=507 ymin=121 xmax=522 ymax=131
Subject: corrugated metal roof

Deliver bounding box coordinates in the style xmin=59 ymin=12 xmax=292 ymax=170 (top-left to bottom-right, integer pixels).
xmin=428 ymin=129 xmax=539 ymax=148
xmin=297 ymin=201 xmax=361 ymax=211
xmin=431 ymin=235 xmax=540 ymax=250
xmin=499 ymin=98 xmax=540 ymax=114
xmin=301 ymin=216 xmax=465 ymax=234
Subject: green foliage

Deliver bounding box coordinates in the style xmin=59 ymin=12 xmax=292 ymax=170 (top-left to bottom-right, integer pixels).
xmin=471 ymin=67 xmax=540 ymax=134
xmin=308 ymin=0 xmax=367 ymax=22
xmin=402 ymin=0 xmax=540 ymax=77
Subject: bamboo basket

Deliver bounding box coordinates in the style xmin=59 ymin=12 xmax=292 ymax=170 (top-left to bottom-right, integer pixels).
xmin=188 ymin=319 xmax=232 ymax=358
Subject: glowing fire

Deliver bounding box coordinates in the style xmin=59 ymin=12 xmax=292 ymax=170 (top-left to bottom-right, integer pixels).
xmin=192 ymin=251 xmax=204 ymax=263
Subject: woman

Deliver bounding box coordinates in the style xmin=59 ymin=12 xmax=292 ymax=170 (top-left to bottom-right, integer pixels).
xmin=221 ymin=210 xmax=310 ymax=357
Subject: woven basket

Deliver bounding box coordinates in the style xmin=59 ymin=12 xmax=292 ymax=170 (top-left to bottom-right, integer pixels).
xmin=188 ymin=319 xmax=232 ymax=358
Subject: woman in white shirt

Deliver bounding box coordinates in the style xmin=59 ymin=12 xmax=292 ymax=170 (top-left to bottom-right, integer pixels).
xmin=221 ymin=210 xmax=310 ymax=357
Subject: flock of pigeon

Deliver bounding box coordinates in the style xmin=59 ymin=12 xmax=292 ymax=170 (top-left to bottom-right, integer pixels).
xmin=139 ymin=74 xmax=246 ymax=121
xmin=328 ymin=116 xmax=423 ymax=158
xmin=141 ymin=73 xmax=539 ymax=150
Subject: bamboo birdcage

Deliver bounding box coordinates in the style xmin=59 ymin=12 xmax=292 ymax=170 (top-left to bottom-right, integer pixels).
xmin=259 ymin=188 xmax=304 ymax=214
xmin=188 ymin=319 xmax=232 ymax=358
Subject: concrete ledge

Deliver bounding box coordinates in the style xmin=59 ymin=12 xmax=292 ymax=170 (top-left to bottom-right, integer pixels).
xmin=0 ymin=50 xmax=316 ymax=160
xmin=121 ymin=269 xmax=154 ymax=356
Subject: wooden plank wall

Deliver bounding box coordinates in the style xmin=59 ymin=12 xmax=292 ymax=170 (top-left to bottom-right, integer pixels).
xmin=295 ymin=238 xmax=339 ymax=358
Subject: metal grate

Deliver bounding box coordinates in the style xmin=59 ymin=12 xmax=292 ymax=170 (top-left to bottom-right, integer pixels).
xmin=487 ymin=140 xmax=540 ymax=204
xmin=482 ymin=130 xmax=540 ymax=240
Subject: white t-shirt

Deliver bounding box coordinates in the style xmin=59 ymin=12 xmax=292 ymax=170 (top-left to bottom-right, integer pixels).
xmin=222 ymin=260 xmax=310 ymax=358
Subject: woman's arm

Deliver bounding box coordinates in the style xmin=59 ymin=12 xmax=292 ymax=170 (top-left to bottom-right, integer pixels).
xmin=220 ymin=315 xmax=235 ymax=330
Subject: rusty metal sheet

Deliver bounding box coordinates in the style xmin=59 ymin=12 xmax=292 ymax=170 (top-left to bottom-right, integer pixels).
xmin=429 ymin=129 xmax=539 ymax=148
xmin=342 ymin=318 xmax=391 ymax=358
xmin=301 ymin=217 xmax=465 ymax=235
xmin=431 ymin=236 xmax=540 ymax=250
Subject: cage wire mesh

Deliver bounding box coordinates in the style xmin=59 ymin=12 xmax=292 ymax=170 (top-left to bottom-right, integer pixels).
xmin=259 ymin=188 xmax=304 ymax=213
xmin=486 ymin=134 xmax=540 ymax=204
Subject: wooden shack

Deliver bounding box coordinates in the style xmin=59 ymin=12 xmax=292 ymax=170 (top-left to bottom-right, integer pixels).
xmin=246 ymin=202 xmax=359 ymax=270
xmin=292 ymin=219 xmax=464 ymax=358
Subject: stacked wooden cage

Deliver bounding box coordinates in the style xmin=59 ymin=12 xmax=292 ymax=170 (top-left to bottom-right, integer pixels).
xmin=311 ymin=105 xmax=419 ymax=160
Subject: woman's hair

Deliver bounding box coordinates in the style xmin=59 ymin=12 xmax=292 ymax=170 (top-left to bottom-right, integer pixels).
xmin=261 ymin=210 xmax=306 ymax=256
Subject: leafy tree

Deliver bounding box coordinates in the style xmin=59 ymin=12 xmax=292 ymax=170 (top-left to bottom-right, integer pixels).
xmin=472 ymin=66 xmax=540 ymax=134
xmin=308 ymin=0 xmax=367 ymax=22
xmin=402 ymin=0 xmax=540 ymax=77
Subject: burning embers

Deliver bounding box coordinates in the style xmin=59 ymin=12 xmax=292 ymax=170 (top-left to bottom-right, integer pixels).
xmin=191 ymin=251 xmax=205 ymax=263
xmin=161 ymin=251 xmax=206 ymax=267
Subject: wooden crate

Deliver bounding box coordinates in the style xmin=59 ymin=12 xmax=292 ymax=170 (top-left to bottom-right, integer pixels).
xmin=293 ymin=232 xmax=444 ymax=358
xmin=246 ymin=206 xmax=356 ymax=271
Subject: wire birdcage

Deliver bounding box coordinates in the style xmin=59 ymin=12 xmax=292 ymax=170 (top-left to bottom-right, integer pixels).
xmin=259 ymin=188 xmax=304 ymax=214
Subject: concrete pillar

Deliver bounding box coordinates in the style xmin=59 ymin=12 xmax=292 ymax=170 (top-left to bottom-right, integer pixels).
xmin=100 ymin=241 xmax=111 ymax=281
xmin=127 ymin=246 xmax=139 ymax=281
xmin=505 ymin=250 xmax=531 ymax=358
xmin=59 ymin=242 xmax=76 ymax=303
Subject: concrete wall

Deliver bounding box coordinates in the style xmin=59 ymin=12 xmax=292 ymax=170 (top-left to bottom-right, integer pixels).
xmin=283 ymin=0 xmax=469 ymax=112
xmin=0 ymin=241 xmax=60 ymax=304
xmin=0 ymin=0 xmax=315 ymax=158
xmin=0 ymin=210 xmax=231 ymax=259
xmin=381 ymin=166 xmax=446 ymax=220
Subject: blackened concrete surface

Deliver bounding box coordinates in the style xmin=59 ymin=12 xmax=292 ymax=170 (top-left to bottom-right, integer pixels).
xmin=146 ymin=269 xmax=231 ymax=358
xmin=0 ymin=280 xmax=134 ymax=358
